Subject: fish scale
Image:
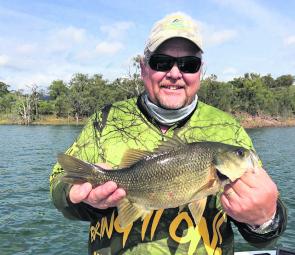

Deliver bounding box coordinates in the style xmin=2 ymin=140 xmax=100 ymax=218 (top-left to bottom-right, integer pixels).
xmin=58 ymin=140 xmax=259 ymax=227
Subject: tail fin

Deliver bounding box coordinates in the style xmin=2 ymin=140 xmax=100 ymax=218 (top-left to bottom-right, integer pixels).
xmin=57 ymin=153 xmax=101 ymax=184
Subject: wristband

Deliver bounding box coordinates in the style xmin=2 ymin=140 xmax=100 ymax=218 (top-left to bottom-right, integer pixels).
xmin=248 ymin=211 xmax=279 ymax=234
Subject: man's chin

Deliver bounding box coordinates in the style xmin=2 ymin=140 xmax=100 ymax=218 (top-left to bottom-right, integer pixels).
xmin=159 ymin=101 xmax=186 ymax=110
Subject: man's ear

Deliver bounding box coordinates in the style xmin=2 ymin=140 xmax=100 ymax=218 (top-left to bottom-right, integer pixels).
xmin=200 ymin=61 xmax=206 ymax=81
xmin=139 ymin=57 xmax=147 ymax=79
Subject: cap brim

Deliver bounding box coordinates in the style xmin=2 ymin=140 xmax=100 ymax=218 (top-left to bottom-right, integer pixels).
xmin=148 ymin=35 xmax=203 ymax=53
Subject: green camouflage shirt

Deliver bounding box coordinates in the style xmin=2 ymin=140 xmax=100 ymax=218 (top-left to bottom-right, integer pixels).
xmin=50 ymin=96 xmax=287 ymax=255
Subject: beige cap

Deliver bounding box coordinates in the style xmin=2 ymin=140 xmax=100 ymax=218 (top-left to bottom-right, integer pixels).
xmin=144 ymin=12 xmax=203 ymax=54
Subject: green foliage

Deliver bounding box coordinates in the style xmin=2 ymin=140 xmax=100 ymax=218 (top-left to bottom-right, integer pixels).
xmin=54 ymin=94 xmax=71 ymax=117
xmin=262 ymin=74 xmax=275 ymax=88
xmin=1 ymin=66 xmax=294 ymax=124
xmin=12 ymin=85 xmax=40 ymax=124
xmin=230 ymin=73 xmax=275 ymax=115
xmin=199 ymin=75 xmax=234 ymax=112
xmin=48 ymin=80 xmax=69 ymax=99
xmin=275 ymin=74 xmax=295 ymax=88
xmin=38 ymin=100 xmax=55 ymax=115
xmin=0 ymin=82 xmax=10 ymax=97
xmin=275 ymin=86 xmax=295 ymax=117
xmin=200 ymin=72 xmax=294 ymax=117
xmin=69 ymin=73 xmax=109 ymax=118
xmin=0 ymin=93 xmax=17 ymax=113
xmin=112 ymin=78 xmax=144 ymax=99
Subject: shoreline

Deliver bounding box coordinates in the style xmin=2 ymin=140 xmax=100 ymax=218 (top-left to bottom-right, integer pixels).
xmin=1 ymin=114 xmax=295 ymax=129
xmin=234 ymin=113 xmax=295 ymax=129
xmin=0 ymin=116 xmax=86 ymax=126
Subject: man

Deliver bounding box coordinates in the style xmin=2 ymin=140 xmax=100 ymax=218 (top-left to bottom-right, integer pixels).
xmin=50 ymin=12 xmax=287 ymax=254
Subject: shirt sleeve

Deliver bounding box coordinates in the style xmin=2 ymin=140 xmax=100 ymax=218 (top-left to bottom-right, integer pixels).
xmin=231 ymin=125 xmax=287 ymax=246
xmin=231 ymin=197 xmax=287 ymax=248
xmin=49 ymin=111 xmax=113 ymax=221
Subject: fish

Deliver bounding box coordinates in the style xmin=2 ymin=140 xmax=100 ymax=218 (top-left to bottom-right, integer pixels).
xmin=57 ymin=138 xmax=259 ymax=228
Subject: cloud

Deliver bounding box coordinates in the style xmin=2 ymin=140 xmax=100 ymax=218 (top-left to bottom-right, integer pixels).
xmin=0 ymin=54 xmax=9 ymax=66
xmin=213 ymin=0 xmax=294 ymax=37
xmin=205 ymin=29 xmax=238 ymax=46
xmin=213 ymin=0 xmax=273 ymax=23
xmin=56 ymin=26 xmax=86 ymax=43
xmin=196 ymin=19 xmax=238 ymax=48
xmin=220 ymin=67 xmax=240 ymax=81
xmin=100 ymin=21 xmax=134 ymax=39
xmin=222 ymin=67 xmax=238 ymax=75
xmin=284 ymin=35 xmax=295 ymax=46
xmin=95 ymin=41 xmax=123 ymax=55
xmin=49 ymin=26 xmax=86 ymax=52
xmin=16 ymin=44 xmax=37 ymax=54
xmin=3 ymin=73 xmax=53 ymax=91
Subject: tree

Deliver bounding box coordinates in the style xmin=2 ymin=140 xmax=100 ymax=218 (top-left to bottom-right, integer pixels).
xmin=275 ymin=75 xmax=294 ymax=88
xmin=230 ymin=73 xmax=276 ymax=115
xmin=199 ymin=75 xmax=234 ymax=112
xmin=0 ymin=81 xmax=10 ymax=97
xmin=54 ymin=94 xmax=72 ymax=117
xmin=15 ymin=85 xmax=40 ymax=125
xmin=48 ymin=80 xmax=71 ymax=117
xmin=38 ymin=100 xmax=55 ymax=115
xmin=0 ymin=93 xmax=17 ymax=113
xmin=69 ymin=73 xmax=111 ymax=119
xmin=114 ymin=55 xmax=144 ymax=98
xmin=31 ymin=85 xmax=40 ymax=119
xmin=262 ymin=74 xmax=275 ymax=88
xmin=48 ymin=80 xmax=69 ymax=99
xmin=15 ymin=91 xmax=33 ymax=125
xmin=275 ymin=86 xmax=295 ymax=117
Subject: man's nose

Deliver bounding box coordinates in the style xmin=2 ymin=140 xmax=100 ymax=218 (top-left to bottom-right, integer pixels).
xmin=166 ymin=63 xmax=182 ymax=79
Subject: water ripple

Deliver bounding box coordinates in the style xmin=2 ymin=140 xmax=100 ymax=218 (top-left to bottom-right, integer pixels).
xmin=1 ymin=125 xmax=294 ymax=253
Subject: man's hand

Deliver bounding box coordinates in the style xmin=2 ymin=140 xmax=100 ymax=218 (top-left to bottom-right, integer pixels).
xmin=68 ymin=163 xmax=126 ymax=209
xmin=221 ymin=167 xmax=278 ymax=226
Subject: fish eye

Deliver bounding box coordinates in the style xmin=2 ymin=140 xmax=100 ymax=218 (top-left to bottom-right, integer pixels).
xmin=236 ymin=148 xmax=245 ymax=157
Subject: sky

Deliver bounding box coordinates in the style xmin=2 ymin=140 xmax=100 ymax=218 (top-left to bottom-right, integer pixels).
xmin=0 ymin=0 xmax=295 ymax=91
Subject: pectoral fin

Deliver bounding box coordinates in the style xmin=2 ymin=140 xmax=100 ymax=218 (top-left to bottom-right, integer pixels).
xmin=188 ymin=197 xmax=207 ymax=227
xmin=117 ymin=198 xmax=151 ymax=228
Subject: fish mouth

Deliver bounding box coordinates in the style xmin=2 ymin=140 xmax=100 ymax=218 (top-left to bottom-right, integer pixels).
xmin=216 ymin=169 xmax=230 ymax=185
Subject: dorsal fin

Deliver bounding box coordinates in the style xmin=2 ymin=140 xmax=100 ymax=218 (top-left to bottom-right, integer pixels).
xmin=119 ymin=136 xmax=186 ymax=168
xmin=154 ymin=136 xmax=186 ymax=153
xmin=119 ymin=149 xmax=151 ymax=168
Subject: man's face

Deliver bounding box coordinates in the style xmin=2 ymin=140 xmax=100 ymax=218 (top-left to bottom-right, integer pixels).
xmin=141 ymin=38 xmax=202 ymax=109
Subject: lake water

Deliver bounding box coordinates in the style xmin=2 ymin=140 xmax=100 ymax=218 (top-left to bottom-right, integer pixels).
xmin=0 ymin=125 xmax=294 ymax=254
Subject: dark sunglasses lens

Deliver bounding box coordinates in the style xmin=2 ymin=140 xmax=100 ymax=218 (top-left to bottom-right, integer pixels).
xmin=178 ymin=57 xmax=201 ymax=73
xmin=149 ymin=55 xmax=201 ymax=73
xmin=149 ymin=55 xmax=174 ymax=71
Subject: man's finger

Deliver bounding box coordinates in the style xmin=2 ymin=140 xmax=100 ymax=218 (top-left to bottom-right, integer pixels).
xmin=70 ymin=182 xmax=92 ymax=204
xmin=239 ymin=167 xmax=268 ymax=188
xmin=87 ymin=181 xmax=118 ymax=203
xmin=222 ymin=186 xmax=240 ymax=204
xmin=101 ymin=188 xmax=126 ymax=207
xmin=227 ymin=179 xmax=252 ymax=197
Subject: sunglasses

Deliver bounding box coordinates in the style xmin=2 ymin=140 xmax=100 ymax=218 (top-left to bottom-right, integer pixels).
xmin=148 ymin=54 xmax=202 ymax=73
